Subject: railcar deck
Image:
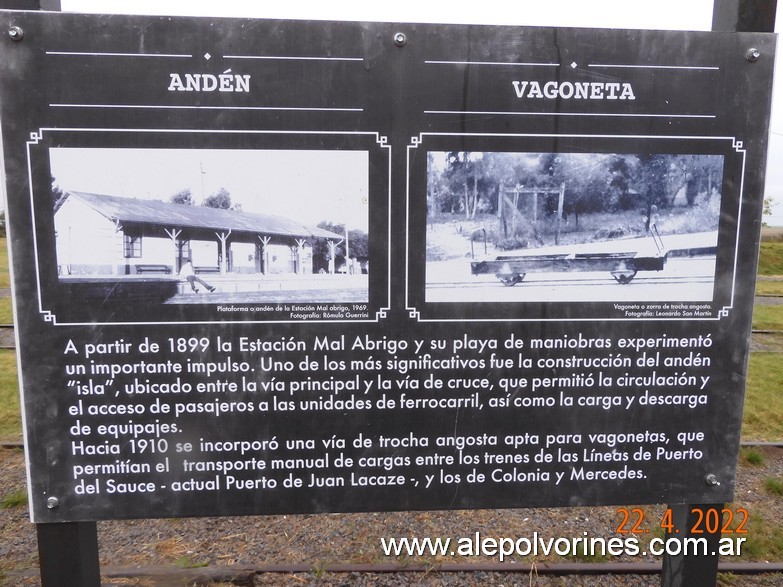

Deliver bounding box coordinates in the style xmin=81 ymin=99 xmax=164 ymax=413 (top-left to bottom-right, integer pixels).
xmin=469 ymin=226 xmax=680 ymax=286
xmin=470 ymin=251 xmax=668 ymax=285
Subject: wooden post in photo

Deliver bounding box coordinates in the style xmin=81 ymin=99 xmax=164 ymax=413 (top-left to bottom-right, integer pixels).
xmin=498 ymin=185 xmax=508 ymax=238
xmin=532 ymin=190 xmax=538 ymax=223
xmin=555 ymin=182 xmax=565 ymax=245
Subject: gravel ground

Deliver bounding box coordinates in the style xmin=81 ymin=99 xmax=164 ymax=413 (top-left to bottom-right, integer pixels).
xmin=1 ymin=446 xmax=782 ymax=586
xmin=755 ymin=296 xmax=783 ymax=306
xmin=749 ymin=332 xmax=783 ymax=352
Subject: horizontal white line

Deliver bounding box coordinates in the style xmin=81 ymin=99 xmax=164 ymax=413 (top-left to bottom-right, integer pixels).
xmin=36 ymin=127 xmax=382 ymax=137
xmin=588 ymin=64 xmax=720 ymax=70
xmin=424 ymin=110 xmax=715 ymax=119
xmin=426 ymin=60 xmax=559 ymax=66
xmin=50 ymin=104 xmax=363 ymax=112
xmin=46 ymin=51 xmax=192 ymax=58
xmin=224 ymin=55 xmax=363 ymax=61
xmin=413 ymin=131 xmax=737 ymax=140
xmin=416 ymin=317 xmax=720 ymax=322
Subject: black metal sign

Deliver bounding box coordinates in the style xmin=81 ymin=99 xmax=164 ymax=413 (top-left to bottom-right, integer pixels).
xmin=0 ymin=10 xmax=775 ymax=521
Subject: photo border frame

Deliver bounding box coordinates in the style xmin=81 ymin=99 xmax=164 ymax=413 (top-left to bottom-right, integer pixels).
xmin=25 ymin=127 xmax=392 ymax=326
xmin=406 ymin=132 xmax=746 ymax=323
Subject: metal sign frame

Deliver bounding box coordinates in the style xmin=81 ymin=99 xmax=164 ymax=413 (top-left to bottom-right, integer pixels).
xmin=0 ymin=1 xmax=776 ymax=585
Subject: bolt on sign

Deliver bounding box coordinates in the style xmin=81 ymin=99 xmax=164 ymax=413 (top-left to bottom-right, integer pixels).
xmin=0 ymin=10 xmax=775 ymax=521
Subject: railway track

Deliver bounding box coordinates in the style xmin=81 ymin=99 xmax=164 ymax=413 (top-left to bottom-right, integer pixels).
xmin=0 ymin=322 xmax=13 ymax=349
xmin=3 ymin=560 xmax=783 ymax=584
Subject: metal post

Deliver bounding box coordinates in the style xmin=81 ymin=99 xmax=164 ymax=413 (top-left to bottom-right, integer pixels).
xmin=5 ymin=5 xmax=101 ymax=587
xmin=712 ymin=0 xmax=777 ymax=32
xmin=660 ymin=504 xmax=725 ymax=587
xmin=37 ymin=522 xmax=101 ymax=587
xmin=5 ymin=0 xmax=104 ymax=576
xmin=0 ymin=0 xmax=60 ymax=9
xmin=661 ymin=7 xmax=778 ymax=583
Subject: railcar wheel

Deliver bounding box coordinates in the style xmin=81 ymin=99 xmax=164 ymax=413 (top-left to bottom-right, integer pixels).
xmin=611 ymin=270 xmax=637 ymax=284
xmin=497 ymin=273 xmax=524 ymax=286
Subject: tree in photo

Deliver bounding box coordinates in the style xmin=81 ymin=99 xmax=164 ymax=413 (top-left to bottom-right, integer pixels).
xmin=680 ymin=154 xmax=724 ymax=206
xmin=636 ymin=154 xmax=673 ymax=232
xmin=170 ymin=188 xmax=194 ymax=206
xmin=537 ymin=153 xmax=602 ymax=224
xmin=312 ymin=222 xmax=345 ymax=273
xmin=427 ymin=152 xmax=446 ymax=220
xmin=763 ymin=197 xmax=776 ymax=226
xmin=607 ymin=154 xmax=637 ymax=211
xmin=310 ymin=221 xmax=369 ymax=273
xmin=51 ymin=176 xmax=66 ymax=211
xmin=202 ymin=187 xmax=233 ymax=210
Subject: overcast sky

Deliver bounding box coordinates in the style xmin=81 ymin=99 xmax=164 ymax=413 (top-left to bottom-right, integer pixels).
xmin=49 ymin=148 xmax=369 ymax=230
xmin=43 ymin=1 xmax=783 ymax=225
xmin=60 ymin=0 xmax=715 ymax=28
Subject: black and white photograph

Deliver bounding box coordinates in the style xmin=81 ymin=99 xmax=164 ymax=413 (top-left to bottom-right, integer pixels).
xmin=425 ymin=151 xmax=724 ymax=303
xmin=47 ymin=147 xmax=370 ymax=309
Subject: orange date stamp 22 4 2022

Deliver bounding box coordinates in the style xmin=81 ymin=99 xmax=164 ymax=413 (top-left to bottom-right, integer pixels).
xmin=616 ymin=507 xmax=749 ymax=535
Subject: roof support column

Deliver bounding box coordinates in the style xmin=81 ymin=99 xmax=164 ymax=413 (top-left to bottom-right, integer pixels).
xmin=112 ymin=219 xmax=124 ymax=276
xmin=258 ymin=236 xmax=271 ymax=275
xmin=164 ymin=228 xmax=182 ymax=274
xmin=344 ymin=229 xmax=349 ymax=276
xmin=327 ymin=239 xmax=343 ymax=275
xmin=295 ymin=239 xmax=308 ymax=275
xmin=216 ymin=230 xmax=232 ymax=275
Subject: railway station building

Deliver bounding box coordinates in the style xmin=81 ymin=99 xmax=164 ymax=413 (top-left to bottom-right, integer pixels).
xmin=54 ymin=191 xmax=344 ymax=277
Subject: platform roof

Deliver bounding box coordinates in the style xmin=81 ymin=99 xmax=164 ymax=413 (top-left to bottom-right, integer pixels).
xmin=63 ymin=191 xmax=344 ymax=240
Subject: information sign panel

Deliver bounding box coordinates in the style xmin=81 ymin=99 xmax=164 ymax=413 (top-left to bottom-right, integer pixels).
xmin=0 ymin=11 xmax=775 ymax=521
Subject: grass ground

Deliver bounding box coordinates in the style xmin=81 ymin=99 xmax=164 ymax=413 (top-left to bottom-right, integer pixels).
xmin=753 ymin=306 xmax=783 ymax=331
xmin=743 ymin=353 xmax=783 ymax=440
xmin=761 ymin=226 xmax=783 ymax=242
xmin=0 ymin=298 xmax=12 ymax=324
xmin=0 ymin=237 xmax=8 ymax=289
xmin=758 ymin=242 xmax=783 ymax=276
xmin=756 ymin=280 xmax=783 ymax=296
xmin=0 ymin=350 xmax=20 ymax=442
xmin=1 ymin=238 xmax=19 ymax=439
xmin=752 ymin=240 xmax=783 ymax=331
